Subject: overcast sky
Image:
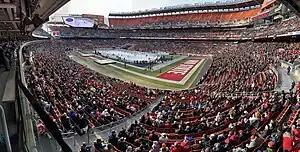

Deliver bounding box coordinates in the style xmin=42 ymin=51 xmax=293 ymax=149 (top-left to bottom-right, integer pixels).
xmin=52 ymin=0 xmax=216 ymax=17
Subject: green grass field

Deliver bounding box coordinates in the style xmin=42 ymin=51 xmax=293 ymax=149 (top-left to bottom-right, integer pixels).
xmin=72 ymin=52 xmax=208 ymax=90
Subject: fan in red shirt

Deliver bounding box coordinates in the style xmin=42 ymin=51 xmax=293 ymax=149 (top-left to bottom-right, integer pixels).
xmin=37 ymin=120 xmax=46 ymax=136
xmin=293 ymin=124 xmax=300 ymax=149
xmin=283 ymin=130 xmax=293 ymax=152
xmin=170 ymin=142 xmax=184 ymax=152
xmin=296 ymin=82 xmax=300 ymax=92
xmin=181 ymin=136 xmax=192 ymax=152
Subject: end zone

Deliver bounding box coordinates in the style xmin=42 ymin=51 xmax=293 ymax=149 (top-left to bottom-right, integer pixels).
xmin=157 ymin=59 xmax=201 ymax=81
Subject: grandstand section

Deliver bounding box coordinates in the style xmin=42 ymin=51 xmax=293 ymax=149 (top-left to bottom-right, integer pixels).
xmin=108 ymin=0 xmax=267 ymax=29
xmin=22 ymin=38 xmax=297 ymax=152
xmin=109 ymin=8 xmax=261 ymax=28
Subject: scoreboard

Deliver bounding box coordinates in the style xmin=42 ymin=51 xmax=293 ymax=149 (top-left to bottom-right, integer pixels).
xmin=62 ymin=17 xmax=95 ymax=28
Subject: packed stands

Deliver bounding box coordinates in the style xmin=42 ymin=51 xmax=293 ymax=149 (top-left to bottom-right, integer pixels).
xmin=0 ymin=41 xmax=18 ymax=70
xmin=22 ymin=2 xmax=300 ymax=151
xmin=20 ymin=35 xmax=300 ymax=152
xmin=108 ymin=0 xmax=263 ymax=29
xmin=23 ymin=39 xmax=291 ymax=136
xmin=109 ymin=8 xmax=261 ymax=29
xmin=108 ymin=91 xmax=291 ymax=152
xmin=46 ymin=15 xmax=300 ymax=39
xmin=47 ymin=26 xmax=246 ymax=39
xmin=24 ymin=40 xmax=159 ymax=135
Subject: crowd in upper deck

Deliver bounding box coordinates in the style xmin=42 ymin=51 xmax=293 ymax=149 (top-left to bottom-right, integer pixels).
xmin=47 ymin=16 xmax=300 ymax=40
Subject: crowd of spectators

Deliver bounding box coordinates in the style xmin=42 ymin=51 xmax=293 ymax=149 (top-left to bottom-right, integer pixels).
xmin=0 ymin=41 xmax=18 ymax=70
xmin=45 ymin=16 xmax=300 ymax=40
xmin=26 ymin=40 xmax=298 ymax=98
xmin=21 ymin=38 xmax=300 ymax=152
xmin=67 ymin=39 xmax=300 ymax=151
xmin=250 ymin=17 xmax=300 ymax=38
xmin=124 ymin=40 xmax=281 ymax=93
xmin=105 ymin=90 xmax=296 ymax=152
xmin=110 ymin=19 xmax=249 ymax=30
xmin=101 ymin=39 xmax=300 ymax=151
xmin=48 ymin=26 xmax=244 ymax=39
xmin=25 ymin=40 xmax=159 ymax=135
xmin=199 ymin=43 xmax=277 ymax=93
xmin=239 ymin=42 xmax=300 ymax=64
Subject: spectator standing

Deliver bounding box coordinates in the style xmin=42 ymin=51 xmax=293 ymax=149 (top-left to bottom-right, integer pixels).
xmin=283 ymin=130 xmax=292 ymax=152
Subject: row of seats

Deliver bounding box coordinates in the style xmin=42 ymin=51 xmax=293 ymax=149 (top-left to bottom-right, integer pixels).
xmin=108 ymin=91 xmax=292 ymax=152
xmin=108 ymin=8 xmax=261 ymax=28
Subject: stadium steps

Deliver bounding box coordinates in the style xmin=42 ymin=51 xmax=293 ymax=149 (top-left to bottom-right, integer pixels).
xmin=287 ymin=109 xmax=299 ymax=127
xmin=1 ymin=61 xmax=16 ymax=103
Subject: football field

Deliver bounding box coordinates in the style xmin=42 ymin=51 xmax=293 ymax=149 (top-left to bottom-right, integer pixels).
xmin=70 ymin=51 xmax=212 ymax=90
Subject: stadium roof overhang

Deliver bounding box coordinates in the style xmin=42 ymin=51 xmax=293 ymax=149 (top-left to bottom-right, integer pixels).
xmin=109 ymin=0 xmax=264 ymax=17
xmin=32 ymin=0 xmax=70 ymax=20
xmin=0 ymin=0 xmax=22 ymax=38
xmin=278 ymin=0 xmax=300 ymax=16
xmin=0 ymin=0 xmax=69 ymax=39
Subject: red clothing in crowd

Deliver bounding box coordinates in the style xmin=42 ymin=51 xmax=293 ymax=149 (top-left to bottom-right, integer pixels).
xmin=170 ymin=145 xmax=183 ymax=152
xmin=165 ymin=123 xmax=172 ymax=128
xmin=36 ymin=56 xmax=41 ymax=60
xmin=293 ymin=128 xmax=300 ymax=144
xmin=283 ymin=135 xmax=293 ymax=151
xmin=38 ymin=122 xmax=46 ymax=135
xmin=181 ymin=141 xmax=191 ymax=152
xmin=296 ymin=83 xmax=300 ymax=91
xmin=89 ymin=122 xmax=95 ymax=128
